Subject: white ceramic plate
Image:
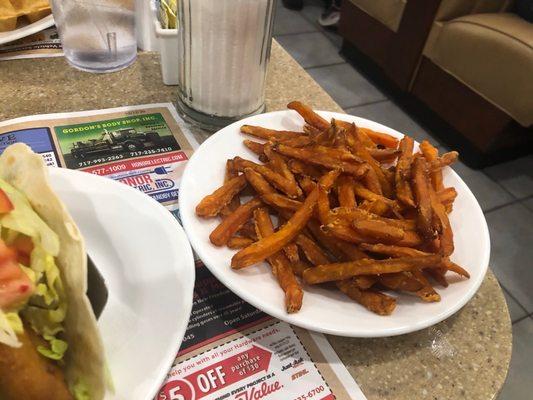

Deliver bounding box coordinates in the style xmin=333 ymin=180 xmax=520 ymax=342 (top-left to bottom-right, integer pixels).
xmin=49 ymin=168 xmax=195 ymax=399
xmin=179 ymin=110 xmax=490 ymax=338
xmin=0 ymin=14 xmax=54 ymax=46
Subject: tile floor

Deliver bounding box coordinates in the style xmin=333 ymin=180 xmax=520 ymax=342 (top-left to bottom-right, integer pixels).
xmin=273 ymin=2 xmax=533 ymax=399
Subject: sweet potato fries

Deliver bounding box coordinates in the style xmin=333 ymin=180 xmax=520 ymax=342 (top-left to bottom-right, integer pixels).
xmin=195 ymin=101 xmax=467 ymax=315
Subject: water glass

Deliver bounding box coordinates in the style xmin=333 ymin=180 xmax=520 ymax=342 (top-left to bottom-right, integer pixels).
xmin=51 ymin=0 xmax=137 ymax=73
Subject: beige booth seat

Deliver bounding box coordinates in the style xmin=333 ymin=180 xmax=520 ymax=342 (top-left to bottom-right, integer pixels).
xmin=347 ymin=0 xmax=407 ymax=32
xmin=424 ymin=12 xmax=533 ymax=127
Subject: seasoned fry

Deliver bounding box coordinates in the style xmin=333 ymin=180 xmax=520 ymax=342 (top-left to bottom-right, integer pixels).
xmin=337 ymin=280 xmax=396 ymax=315
xmin=295 ymin=234 xmax=330 ymax=266
xmin=303 ymin=255 xmax=442 ymax=284
xmin=337 ymin=175 xmax=356 ymax=208
xmin=243 ymin=139 xmax=266 ymax=157
xmin=287 ymin=101 xmax=330 ymax=130
xmin=244 ymin=168 xmax=275 ymax=195
xmin=241 ymin=125 xmax=303 ymax=141
xmin=358 ymin=127 xmax=399 ymax=149
xmin=368 ymin=148 xmax=401 ymax=163
xmin=232 ymin=170 xmax=339 ymax=269
xmin=264 ymin=143 xmax=299 ymax=195
xmin=287 ymin=159 xmax=322 ymax=179
xmin=196 ymin=175 xmax=247 ymax=217
xmin=274 ymin=144 xmax=368 ymax=178
xmin=210 ymin=197 xmax=262 ymax=246
xmin=352 ymin=219 xmax=405 ymax=242
xmin=395 ymin=136 xmax=415 ymax=207
xmin=235 ymin=157 xmax=301 ymax=198
xmin=232 ymin=186 xmax=319 ymax=269
xmin=379 ymin=272 xmax=423 ymax=292
xmin=411 ymin=269 xmax=441 ymax=302
xmin=227 ymin=236 xmax=255 ymax=249
xmin=412 ymin=156 xmax=435 ymax=239
xmin=261 ymin=193 xmax=302 ymax=211
xmin=254 ymin=208 xmax=303 ymax=313
xmin=196 ymin=100 xmax=468 ymax=315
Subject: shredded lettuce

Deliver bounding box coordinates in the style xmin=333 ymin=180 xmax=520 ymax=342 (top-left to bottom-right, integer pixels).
xmin=37 ymin=335 xmax=68 ymax=360
xmin=0 ymin=310 xmax=21 ymax=348
xmin=5 ymin=312 xmax=23 ymax=334
xmin=0 ymin=178 xmax=68 ymax=362
xmin=0 ymin=179 xmax=59 ymax=256
xmin=71 ymin=380 xmax=91 ymax=400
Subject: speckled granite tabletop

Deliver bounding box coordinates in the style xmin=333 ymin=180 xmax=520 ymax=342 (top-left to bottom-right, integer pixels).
xmin=0 ymin=42 xmax=512 ymax=400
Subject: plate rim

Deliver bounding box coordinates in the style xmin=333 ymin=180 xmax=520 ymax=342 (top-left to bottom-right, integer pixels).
xmin=0 ymin=14 xmax=55 ymax=45
xmin=179 ymin=109 xmax=490 ymax=337
xmin=49 ymin=167 xmax=195 ymax=398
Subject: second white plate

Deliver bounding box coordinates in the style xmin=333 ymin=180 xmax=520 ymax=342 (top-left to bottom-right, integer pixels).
xmin=50 ymin=167 xmax=195 ymax=399
xmin=179 ymin=110 xmax=490 ymax=337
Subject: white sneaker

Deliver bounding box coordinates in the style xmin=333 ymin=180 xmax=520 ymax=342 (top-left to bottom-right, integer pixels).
xmin=318 ymin=6 xmax=340 ymax=27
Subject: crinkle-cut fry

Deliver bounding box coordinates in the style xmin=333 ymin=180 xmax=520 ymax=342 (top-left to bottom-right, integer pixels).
xmin=264 ymin=143 xmax=299 ymax=194
xmin=254 ymin=208 xmax=303 ymax=313
xmin=337 ymin=175 xmax=356 ymax=208
xmin=295 ymin=234 xmax=331 ymax=266
xmin=243 ymin=140 xmax=266 ymax=157
xmin=362 ymin=166 xmax=383 ymax=195
xmin=287 ymin=101 xmax=330 ymax=130
xmin=287 ymin=159 xmax=323 ymax=179
xmin=196 ymin=175 xmax=247 ymax=218
xmin=232 ymin=170 xmax=339 ymax=269
xmin=261 ymin=193 xmax=302 ymax=211
xmin=298 ymin=175 xmax=317 ymax=195
xmin=303 ymin=255 xmax=442 ymax=284
xmin=241 ymin=124 xmax=304 ymax=141
xmin=352 ymin=219 xmax=405 ymax=242
xmin=368 ymin=148 xmax=401 ymax=163
xmin=379 ymin=272 xmax=423 ymax=292
xmin=235 ymin=157 xmax=301 ymax=198
xmin=337 ymin=279 xmax=396 ymax=315
xmin=412 ymin=156 xmax=435 ymax=240
xmin=227 ymin=236 xmax=255 ymax=249
xmin=273 ymin=144 xmax=368 ymax=178
xmin=357 ymin=127 xmax=399 ymax=149
xmin=210 ymin=197 xmax=262 ymax=246
xmin=411 ymin=269 xmax=441 ymax=302
xmin=395 ymin=136 xmax=416 ymax=207
xmin=429 ymin=185 xmax=454 ymax=256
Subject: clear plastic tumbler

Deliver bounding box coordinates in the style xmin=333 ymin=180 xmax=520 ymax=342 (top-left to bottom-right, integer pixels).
xmin=50 ymin=0 xmax=137 ymax=73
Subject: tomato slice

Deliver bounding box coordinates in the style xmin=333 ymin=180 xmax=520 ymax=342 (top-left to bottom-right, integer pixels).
xmin=0 ymin=240 xmax=34 ymax=310
xmin=0 ymin=188 xmax=13 ymax=214
xmin=12 ymin=235 xmax=34 ymax=266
